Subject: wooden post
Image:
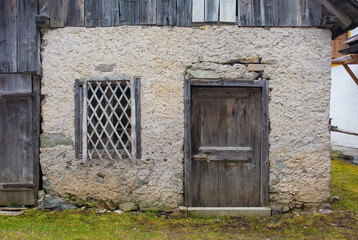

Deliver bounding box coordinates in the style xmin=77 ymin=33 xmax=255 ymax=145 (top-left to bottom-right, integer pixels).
xmin=131 ymin=78 xmax=137 ymax=163
xmin=82 ymin=82 xmax=88 ymax=163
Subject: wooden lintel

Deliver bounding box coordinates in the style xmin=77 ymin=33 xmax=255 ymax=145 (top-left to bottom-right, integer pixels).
xmin=320 ymin=0 xmax=352 ymax=29
xmin=343 ymin=64 xmax=358 ymax=85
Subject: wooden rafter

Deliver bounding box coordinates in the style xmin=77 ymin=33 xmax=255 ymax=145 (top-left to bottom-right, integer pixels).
xmin=332 ymin=54 xmax=358 ymax=85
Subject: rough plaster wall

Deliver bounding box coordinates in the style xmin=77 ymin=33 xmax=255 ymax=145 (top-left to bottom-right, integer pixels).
xmin=40 ymin=26 xmax=332 ymax=211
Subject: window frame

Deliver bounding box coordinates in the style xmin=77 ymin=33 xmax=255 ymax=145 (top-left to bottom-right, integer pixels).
xmin=75 ymin=76 xmax=141 ymax=163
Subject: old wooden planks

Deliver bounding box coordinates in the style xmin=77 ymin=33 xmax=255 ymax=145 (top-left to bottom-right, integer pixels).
xmin=35 ymin=0 xmax=322 ymax=27
xmin=0 ymin=0 xmax=40 ymax=74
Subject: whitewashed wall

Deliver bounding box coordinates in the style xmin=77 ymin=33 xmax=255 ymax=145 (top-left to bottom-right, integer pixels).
xmin=330 ymin=28 xmax=358 ymax=148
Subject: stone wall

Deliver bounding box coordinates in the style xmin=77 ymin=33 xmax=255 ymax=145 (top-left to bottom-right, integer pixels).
xmin=40 ymin=26 xmax=332 ymax=212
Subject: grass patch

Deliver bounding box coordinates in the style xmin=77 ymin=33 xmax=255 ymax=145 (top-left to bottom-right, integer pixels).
xmin=330 ymin=150 xmax=358 ymax=212
xmin=0 ymin=152 xmax=357 ymax=239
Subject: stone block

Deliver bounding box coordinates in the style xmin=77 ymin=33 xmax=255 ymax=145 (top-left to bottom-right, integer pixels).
xmin=41 ymin=134 xmax=73 ymax=148
xmin=187 ymin=68 xmax=220 ymax=79
xmin=247 ymin=64 xmax=266 ymax=72
xmin=242 ymin=72 xmax=259 ymax=80
xmin=95 ymin=64 xmax=116 ymax=72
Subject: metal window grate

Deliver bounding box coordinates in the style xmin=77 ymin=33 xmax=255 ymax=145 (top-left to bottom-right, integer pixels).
xmin=79 ymin=79 xmax=138 ymax=162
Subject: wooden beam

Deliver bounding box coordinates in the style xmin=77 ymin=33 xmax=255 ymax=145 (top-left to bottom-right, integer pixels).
xmin=320 ymin=0 xmax=352 ymax=29
xmin=332 ymin=54 xmax=358 ymax=65
xmin=343 ymin=64 xmax=358 ymax=85
xmin=331 ymin=126 xmax=358 ymax=136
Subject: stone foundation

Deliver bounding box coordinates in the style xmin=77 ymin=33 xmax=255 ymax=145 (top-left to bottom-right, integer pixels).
xmin=40 ymin=26 xmax=332 ymax=211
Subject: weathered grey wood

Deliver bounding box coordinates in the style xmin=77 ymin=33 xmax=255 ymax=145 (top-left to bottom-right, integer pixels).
xmin=119 ymin=0 xmax=140 ymax=25
xmin=0 ymin=0 xmax=17 ymax=72
xmin=252 ymin=0 xmax=273 ymax=26
xmin=273 ymin=0 xmax=300 ymax=26
xmin=102 ymin=0 xmax=120 ymax=26
xmin=130 ymin=78 xmax=137 ymax=162
xmin=192 ymin=0 xmax=204 ymax=22
xmin=220 ymin=0 xmax=236 ymax=23
xmin=238 ymin=0 xmax=253 ymax=26
xmin=140 ymin=0 xmax=156 ymax=24
xmin=2 ymin=183 xmax=35 ymax=188
xmin=67 ymin=0 xmax=85 ymax=26
xmin=177 ymin=0 xmax=192 ymax=26
xmin=82 ymin=82 xmax=88 ymax=162
xmin=300 ymin=0 xmax=321 ymax=26
xmin=49 ymin=0 xmax=66 ymax=27
xmin=0 ymin=74 xmax=36 ymax=206
xmin=32 ymin=75 xmax=41 ymax=201
xmin=260 ymin=80 xmax=269 ymax=206
xmin=135 ymin=78 xmax=141 ymax=159
xmin=188 ymin=86 xmax=264 ymax=207
xmin=195 ymin=150 xmax=253 ymax=161
xmin=184 ymin=76 xmax=192 ymax=206
xmin=205 ymin=0 xmax=219 ymax=22
xmin=156 ymin=0 xmax=176 ymax=25
xmin=39 ymin=0 xmax=50 ymax=17
xmin=0 ymin=74 xmax=32 ymax=93
xmin=75 ymin=80 xmax=82 ymax=158
xmin=85 ymin=0 xmax=102 ymax=27
xmin=17 ymin=0 xmax=40 ymax=73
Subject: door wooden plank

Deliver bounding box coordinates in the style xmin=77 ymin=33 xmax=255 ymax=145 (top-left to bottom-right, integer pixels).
xmin=192 ymin=0 xmax=204 ymax=23
xmin=140 ymin=0 xmax=156 ymax=24
xmin=67 ymin=0 xmax=85 ymax=26
xmin=220 ymin=0 xmax=236 ymax=23
xmin=17 ymin=0 xmax=40 ymax=73
xmin=177 ymin=0 xmax=192 ymax=26
xmin=218 ymin=163 xmax=228 ymax=206
xmin=102 ymin=0 xmax=119 ymax=26
xmin=0 ymin=0 xmax=17 ymax=73
xmin=157 ymin=0 xmax=176 ymax=25
xmin=205 ymin=0 xmax=219 ymax=22
xmin=199 ymin=162 xmax=219 ymax=206
xmin=119 ymin=0 xmax=140 ymax=25
xmin=0 ymin=99 xmax=33 ymax=183
xmin=238 ymin=0 xmax=253 ymax=26
xmin=0 ymin=74 xmax=32 ymax=93
xmin=85 ymin=0 xmax=102 ymax=27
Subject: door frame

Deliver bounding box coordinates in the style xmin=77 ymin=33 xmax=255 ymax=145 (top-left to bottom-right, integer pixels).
xmin=184 ymin=77 xmax=269 ymax=207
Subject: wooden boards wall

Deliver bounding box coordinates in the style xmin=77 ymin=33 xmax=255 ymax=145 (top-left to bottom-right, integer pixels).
xmin=38 ymin=0 xmax=322 ymax=28
xmin=0 ymin=0 xmax=40 ymax=74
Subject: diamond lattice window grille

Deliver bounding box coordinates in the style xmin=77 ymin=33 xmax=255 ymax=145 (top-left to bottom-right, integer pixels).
xmin=80 ymin=79 xmax=137 ymax=162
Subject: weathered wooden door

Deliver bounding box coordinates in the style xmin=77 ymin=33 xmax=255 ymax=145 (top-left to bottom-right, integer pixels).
xmin=186 ymin=83 xmax=268 ymax=207
xmin=0 ymin=74 xmax=40 ymax=206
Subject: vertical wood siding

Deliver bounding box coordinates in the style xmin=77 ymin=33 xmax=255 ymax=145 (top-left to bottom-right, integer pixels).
xmin=37 ymin=0 xmax=321 ymax=27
